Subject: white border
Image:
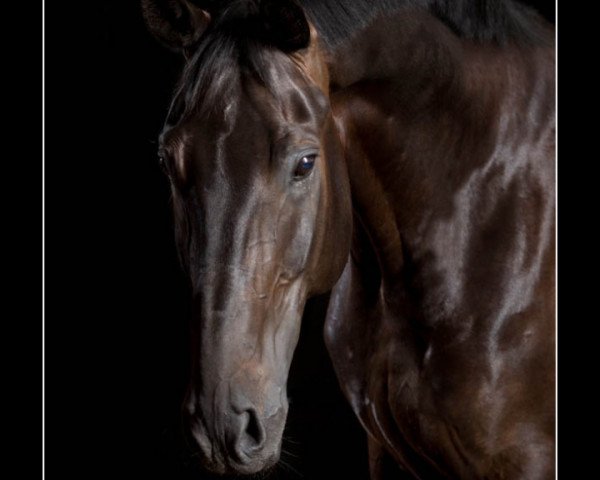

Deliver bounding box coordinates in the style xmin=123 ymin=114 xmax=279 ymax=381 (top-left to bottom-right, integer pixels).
xmin=42 ymin=0 xmax=46 ymax=477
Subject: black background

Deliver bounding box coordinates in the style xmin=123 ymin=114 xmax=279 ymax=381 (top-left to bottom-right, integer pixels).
xmin=46 ymin=2 xmax=555 ymax=479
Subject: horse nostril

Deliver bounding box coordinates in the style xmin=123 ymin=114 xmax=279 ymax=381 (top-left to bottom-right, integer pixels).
xmin=239 ymin=408 xmax=265 ymax=453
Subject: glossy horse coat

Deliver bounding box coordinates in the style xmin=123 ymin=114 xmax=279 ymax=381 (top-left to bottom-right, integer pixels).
xmin=143 ymin=0 xmax=555 ymax=478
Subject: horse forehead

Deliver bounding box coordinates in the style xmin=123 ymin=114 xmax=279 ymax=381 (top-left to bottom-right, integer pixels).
xmin=239 ymin=55 xmax=328 ymax=126
xmin=201 ymin=77 xmax=326 ymax=157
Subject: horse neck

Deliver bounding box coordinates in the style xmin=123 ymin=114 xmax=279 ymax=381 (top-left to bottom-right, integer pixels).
xmin=324 ymin=7 xmax=554 ymax=286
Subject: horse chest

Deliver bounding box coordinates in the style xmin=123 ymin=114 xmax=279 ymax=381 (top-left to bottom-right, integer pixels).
xmin=326 ymin=247 xmax=555 ymax=479
xmin=324 ymin=256 xmax=497 ymax=479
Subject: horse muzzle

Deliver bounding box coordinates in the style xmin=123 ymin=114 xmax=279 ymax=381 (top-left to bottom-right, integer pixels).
xmin=184 ymin=381 xmax=288 ymax=475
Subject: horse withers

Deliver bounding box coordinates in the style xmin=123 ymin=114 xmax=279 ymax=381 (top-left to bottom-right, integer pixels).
xmin=143 ymin=0 xmax=555 ymax=478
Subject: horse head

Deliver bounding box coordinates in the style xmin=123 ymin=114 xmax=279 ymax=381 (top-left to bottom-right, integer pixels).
xmin=143 ymin=0 xmax=351 ymax=474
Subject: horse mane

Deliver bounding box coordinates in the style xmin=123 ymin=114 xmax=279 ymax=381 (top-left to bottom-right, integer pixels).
xmin=299 ymin=0 xmax=551 ymax=47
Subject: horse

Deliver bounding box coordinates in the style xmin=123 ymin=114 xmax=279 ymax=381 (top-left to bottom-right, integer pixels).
xmin=142 ymin=0 xmax=555 ymax=478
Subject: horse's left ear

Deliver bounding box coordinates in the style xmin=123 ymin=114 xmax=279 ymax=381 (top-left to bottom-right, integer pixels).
xmin=142 ymin=0 xmax=211 ymax=54
xmin=259 ymin=0 xmax=310 ymax=52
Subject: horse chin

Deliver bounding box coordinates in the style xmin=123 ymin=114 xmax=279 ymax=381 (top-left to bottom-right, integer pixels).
xmin=200 ymin=444 xmax=281 ymax=477
xmin=228 ymin=452 xmax=280 ymax=476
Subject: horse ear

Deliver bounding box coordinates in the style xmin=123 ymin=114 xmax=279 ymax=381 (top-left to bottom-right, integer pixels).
xmin=142 ymin=0 xmax=212 ymax=53
xmin=259 ymin=0 xmax=310 ymax=52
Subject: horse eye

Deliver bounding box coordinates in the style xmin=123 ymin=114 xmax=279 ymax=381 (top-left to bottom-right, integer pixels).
xmin=158 ymin=154 xmax=169 ymax=175
xmin=293 ymin=154 xmax=316 ymax=179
